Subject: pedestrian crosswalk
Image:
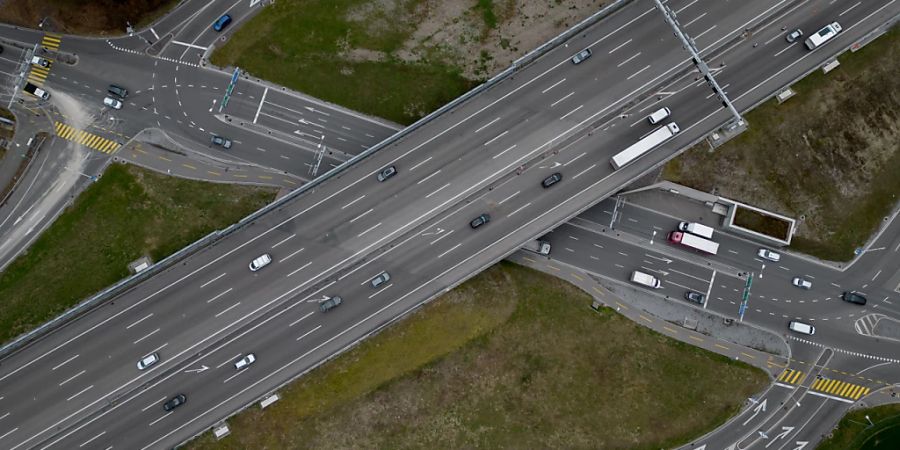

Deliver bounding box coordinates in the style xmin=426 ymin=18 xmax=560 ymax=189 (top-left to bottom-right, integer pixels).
xmin=28 ymin=64 xmax=50 ymax=85
xmin=54 ymin=122 xmax=120 ymax=154
xmin=810 ymin=377 xmax=870 ymax=400
xmin=41 ymin=33 xmax=62 ymax=51
xmin=777 ymin=368 xmax=804 ymax=385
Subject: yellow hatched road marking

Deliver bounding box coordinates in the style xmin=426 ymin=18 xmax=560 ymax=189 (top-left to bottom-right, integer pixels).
xmin=778 ymin=369 xmax=793 ymax=382
xmin=54 ymin=122 xmax=120 ymax=153
xmin=788 ymin=370 xmax=803 ymax=384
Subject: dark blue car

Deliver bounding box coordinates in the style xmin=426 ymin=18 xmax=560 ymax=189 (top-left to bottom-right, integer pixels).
xmin=213 ymin=14 xmax=232 ymax=32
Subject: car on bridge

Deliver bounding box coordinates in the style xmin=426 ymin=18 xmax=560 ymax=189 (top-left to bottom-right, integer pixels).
xmin=377 ymin=165 xmax=397 ymax=182
xmin=163 ymin=394 xmax=187 ymax=411
xmin=785 ymin=29 xmax=803 ymax=43
xmin=319 ymin=296 xmax=343 ymax=312
xmin=571 ymin=48 xmax=592 ymax=64
xmin=470 ymin=214 xmax=490 ymax=229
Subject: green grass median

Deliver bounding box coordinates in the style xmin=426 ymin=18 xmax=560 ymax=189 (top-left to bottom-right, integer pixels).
xmin=817 ymin=403 xmax=900 ymax=450
xmin=189 ymin=261 xmax=768 ymax=449
xmin=0 ymin=163 xmax=276 ymax=345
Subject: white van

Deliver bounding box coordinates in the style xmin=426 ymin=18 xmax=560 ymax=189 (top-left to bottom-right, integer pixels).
xmin=789 ymin=321 xmax=815 ymax=335
xmin=630 ymin=270 xmax=661 ymax=289
xmin=805 ymin=22 xmax=842 ymax=50
xmin=647 ymin=107 xmax=671 ymax=125
xmin=249 ymin=253 xmax=272 ymax=271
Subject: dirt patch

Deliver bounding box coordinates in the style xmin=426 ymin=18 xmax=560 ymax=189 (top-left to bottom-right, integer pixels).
xmin=662 ymin=28 xmax=900 ymax=261
xmin=0 ymin=0 xmax=179 ymax=35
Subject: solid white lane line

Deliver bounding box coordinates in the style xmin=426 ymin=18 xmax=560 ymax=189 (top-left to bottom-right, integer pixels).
xmin=550 ymin=91 xmax=575 ymax=107
xmin=253 ymin=87 xmax=268 ymax=124
xmin=286 ymin=261 xmax=312 ymax=278
xmin=206 ymin=288 xmax=233 ymax=304
xmin=341 ymin=195 xmax=366 ymax=210
xmin=349 ymin=208 xmax=374 ymax=223
xmin=438 ymin=243 xmax=462 ymax=259
xmin=626 ymin=65 xmax=651 ymax=80
xmin=271 ymin=234 xmax=296 ymax=248
xmin=295 ymin=326 xmax=321 ymax=341
xmin=683 ymin=12 xmax=707 ymax=28
xmin=214 ymin=302 xmax=241 ymax=318
xmin=474 ymin=117 xmax=501 ymax=133
xmin=408 ymin=156 xmax=432 ymax=171
xmin=288 ymin=311 xmax=315 ymax=328
xmin=58 ymin=370 xmax=86 ymax=386
xmin=483 ymin=130 xmax=509 ymax=146
xmin=616 ymin=51 xmax=642 ymax=67
xmin=541 ymin=78 xmax=566 ymax=93
xmin=416 ymin=170 xmax=441 ymax=185
xmin=559 ymin=105 xmax=583 ymax=121
xmin=676 ymin=0 xmax=700 ymax=13
xmin=695 ymin=24 xmax=717 ymax=40
xmin=492 ymin=144 xmax=517 ymax=160
xmin=78 ymin=431 xmax=105 ymax=448
xmin=199 ymin=273 xmax=226 ymax=288
xmin=66 ymin=385 xmax=93 ymax=402
xmin=133 ymin=328 xmax=160 ymax=345
xmin=608 ymin=38 xmax=632 ymax=54
xmin=51 ymin=354 xmax=80 ymax=371
xmin=425 ymin=183 xmax=451 ymax=198
xmin=357 ymin=222 xmax=382 ymax=238
xmin=279 ymin=247 xmax=305 ymax=263
xmin=840 ymin=1 xmax=861 ymax=16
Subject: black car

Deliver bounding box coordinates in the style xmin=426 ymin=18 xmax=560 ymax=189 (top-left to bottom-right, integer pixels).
xmin=541 ymin=172 xmax=562 ymax=188
xmin=684 ymin=291 xmax=705 ymax=304
xmin=470 ymin=214 xmax=490 ymax=229
xmin=377 ymin=165 xmax=397 ymax=182
xmin=107 ymin=84 xmax=128 ymax=99
xmin=841 ymin=291 xmax=867 ymax=305
xmin=163 ymin=394 xmax=187 ymax=411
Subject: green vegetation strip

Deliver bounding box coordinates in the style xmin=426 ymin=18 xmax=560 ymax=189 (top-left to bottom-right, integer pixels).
xmin=210 ymin=0 xmax=475 ymax=125
xmin=663 ymin=27 xmax=900 ymax=261
xmin=0 ymin=164 xmax=276 ymax=345
xmin=190 ymin=261 xmax=767 ymax=449
xmin=817 ymin=404 xmax=900 ymax=450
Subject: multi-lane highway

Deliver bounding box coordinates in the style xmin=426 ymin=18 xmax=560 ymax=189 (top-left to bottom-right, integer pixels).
xmin=0 ymin=0 xmax=898 ymax=448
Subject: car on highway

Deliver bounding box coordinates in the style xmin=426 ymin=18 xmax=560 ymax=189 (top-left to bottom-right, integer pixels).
xmin=107 ymin=84 xmax=128 ymax=99
xmin=470 ymin=213 xmax=490 ymax=229
xmin=571 ymin=48 xmax=592 ymax=64
xmin=103 ymin=96 xmax=123 ymax=110
xmin=684 ymin=291 xmax=705 ymax=304
xmin=31 ymin=56 xmax=50 ymax=67
xmin=377 ymin=165 xmax=397 ymax=182
xmin=647 ymin=107 xmax=671 ymax=125
xmin=319 ymin=295 xmax=342 ymax=312
xmin=841 ymin=291 xmax=867 ymax=305
xmin=370 ymin=271 xmax=390 ymax=288
xmin=788 ymin=321 xmax=815 ymax=335
xmin=234 ymin=353 xmax=256 ymax=370
xmin=163 ymin=394 xmax=187 ymax=411
xmin=541 ymin=172 xmax=562 ymax=188
xmin=791 ymin=277 xmax=812 ymax=289
xmin=249 ymin=253 xmax=272 ymax=271
xmin=757 ymin=248 xmax=781 ymax=262
xmin=785 ymin=29 xmax=803 ymax=43
xmin=136 ymin=352 xmax=160 ymax=370
xmin=213 ymin=14 xmax=232 ymax=32
xmin=211 ymin=135 xmax=232 ymax=149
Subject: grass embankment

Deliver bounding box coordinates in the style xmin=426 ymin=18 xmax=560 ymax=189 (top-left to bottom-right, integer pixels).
xmin=663 ymin=27 xmax=900 ymax=261
xmin=212 ymin=0 xmax=608 ymax=125
xmin=0 ymin=0 xmax=179 ymax=35
xmin=0 ymin=107 xmax=13 ymax=158
xmin=0 ymin=163 xmax=276 ymax=345
xmin=189 ymin=261 xmax=768 ymax=449
xmin=817 ymin=404 xmax=900 ymax=450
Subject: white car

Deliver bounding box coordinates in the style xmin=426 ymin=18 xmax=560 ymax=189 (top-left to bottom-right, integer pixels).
xmin=249 ymin=253 xmax=272 ymax=271
xmin=647 ymin=107 xmax=671 ymax=125
xmin=31 ymin=56 xmax=50 ymax=67
xmin=234 ymin=353 xmax=256 ymax=370
xmin=757 ymin=248 xmax=781 ymax=262
xmin=788 ymin=321 xmax=815 ymax=335
xmin=791 ymin=277 xmax=812 ymax=289
xmin=137 ymin=352 xmax=160 ymax=370
xmin=103 ymin=96 xmax=123 ymax=110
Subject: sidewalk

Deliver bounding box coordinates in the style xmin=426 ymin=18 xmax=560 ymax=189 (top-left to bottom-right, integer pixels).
xmin=0 ymin=105 xmax=54 ymax=205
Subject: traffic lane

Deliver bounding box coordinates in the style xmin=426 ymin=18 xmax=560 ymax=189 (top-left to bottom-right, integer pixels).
xmin=161 ymin=0 xmax=245 ymax=61
xmin=0 ymin=23 xmax=44 ymax=47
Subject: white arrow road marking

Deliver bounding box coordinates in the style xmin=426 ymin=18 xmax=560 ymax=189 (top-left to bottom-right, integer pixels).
xmin=765 ymin=426 xmax=794 ymax=448
xmin=184 ymin=365 xmax=209 ymax=374
xmin=743 ymin=398 xmax=767 ymax=425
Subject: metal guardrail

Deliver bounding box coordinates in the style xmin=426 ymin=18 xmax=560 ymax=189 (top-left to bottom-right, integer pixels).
xmin=0 ymin=0 xmax=636 ymax=361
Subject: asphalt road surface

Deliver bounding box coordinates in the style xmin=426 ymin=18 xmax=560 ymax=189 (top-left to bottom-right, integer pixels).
xmin=0 ymin=0 xmax=897 ymax=448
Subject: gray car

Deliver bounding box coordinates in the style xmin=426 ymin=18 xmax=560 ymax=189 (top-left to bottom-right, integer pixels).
xmin=571 ymin=48 xmax=592 ymax=64
xmin=319 ymin=295 xmax=343 ymax=312
xmin=211 ymin=135 xmax=232 ymax=149
xmin=370 ymin=271 xmax=391 ymax=288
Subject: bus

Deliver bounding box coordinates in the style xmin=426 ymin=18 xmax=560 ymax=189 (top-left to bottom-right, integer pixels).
xmin=610 ymin=123 xmax=680 ymax=170
xmin=805 ymin=22 xmax=842 ymax=50
xmin=668 ymin=231 xmax=719 ymax=255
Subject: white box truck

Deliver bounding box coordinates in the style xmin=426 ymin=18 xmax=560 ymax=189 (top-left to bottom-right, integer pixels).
xmin=610 ymin=122 xmax=680 ymax=170
xmin=630 ymin=270 xmax=661 ymax=289
xmin=523 ymin=239 xmax=551 ymax=256
xmin=678 ymin=222 xmax=714 ymax=239
xmin=667 ymin=231 xmax=719 ymax=255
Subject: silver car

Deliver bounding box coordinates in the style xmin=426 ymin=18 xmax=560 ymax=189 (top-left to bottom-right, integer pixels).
xmin=571 ymin=48 xmax=592 ymax=64
xmin=757 ymin=248 xmax=781 ymax=262
xmin=791 ymin=277 xmax=812 ymax=289
xmin=137 ymin=352 xmax=160 ymax=370
xmin=370 ymin=271 xmax=391 ymax=288
xmin=234 ymin=353 xmax=256 ymax=370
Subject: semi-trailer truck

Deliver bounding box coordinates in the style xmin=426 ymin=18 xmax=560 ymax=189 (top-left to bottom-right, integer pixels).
xmin=610 ymin=122 xmax=680 ymax=170
xmin=678 ymin=222 xmax=714 ymax=239
xmin=523 ymin=239 xmax=551 ymax=256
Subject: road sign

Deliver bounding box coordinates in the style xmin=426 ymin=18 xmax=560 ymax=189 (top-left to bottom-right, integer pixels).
xmin=219 ymin=67 xmax=241 ymax=112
